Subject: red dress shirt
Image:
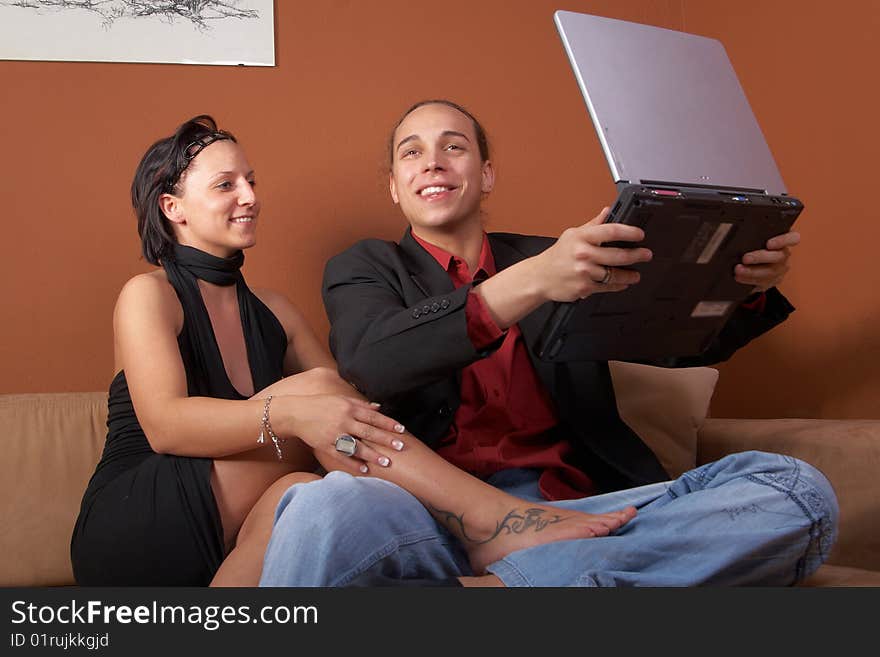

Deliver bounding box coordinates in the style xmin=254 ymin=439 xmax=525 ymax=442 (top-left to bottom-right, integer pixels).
xmin=412 ymin=233 xmax=596 ymax=500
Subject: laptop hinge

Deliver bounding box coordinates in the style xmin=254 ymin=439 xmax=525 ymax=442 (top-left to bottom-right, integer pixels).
xmin=635 ymin=179 xmax=769 ymax=194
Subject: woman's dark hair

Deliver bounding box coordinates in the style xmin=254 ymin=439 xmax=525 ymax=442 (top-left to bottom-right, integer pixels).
xmin=131 ymin=115 xmax=237 ymax=265
xmin=388 ymin=99 xmax=490 ymax=168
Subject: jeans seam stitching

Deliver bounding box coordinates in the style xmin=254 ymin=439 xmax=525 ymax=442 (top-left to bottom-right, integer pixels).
xmin=744 ymin=462 xmax=831 ymax=582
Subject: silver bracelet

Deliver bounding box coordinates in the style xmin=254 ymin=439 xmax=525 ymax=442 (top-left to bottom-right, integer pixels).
xmin=257 ymin=395 xmax=286 ymax=461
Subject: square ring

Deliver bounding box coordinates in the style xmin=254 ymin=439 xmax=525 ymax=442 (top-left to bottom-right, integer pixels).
xmin=334 ymin=434 xmax=358 ymax=457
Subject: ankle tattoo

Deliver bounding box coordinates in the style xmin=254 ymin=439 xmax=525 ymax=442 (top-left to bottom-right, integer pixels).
xmin=428 ymin=505 xmax=568 ymax=545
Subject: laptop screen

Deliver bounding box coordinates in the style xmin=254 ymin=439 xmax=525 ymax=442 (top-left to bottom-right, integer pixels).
xmin=554 ymin=10 xmax=788 ymax=196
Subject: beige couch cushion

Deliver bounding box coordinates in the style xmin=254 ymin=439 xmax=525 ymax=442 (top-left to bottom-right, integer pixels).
xmin=610 ymin=361 xmax=719 ymax=478
xmin=0 ymin=392 xmax=107 ymax=586
xmin=801 ymin=564 xmax=880 ymax=587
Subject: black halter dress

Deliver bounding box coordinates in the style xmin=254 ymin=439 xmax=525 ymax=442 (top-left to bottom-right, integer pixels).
xmin=70 ymin=245 xmax=287 ymax=585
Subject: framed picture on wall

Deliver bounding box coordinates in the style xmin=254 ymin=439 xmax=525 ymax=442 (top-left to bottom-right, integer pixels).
xmin=0 ymin=1 xmax=275 ymax=66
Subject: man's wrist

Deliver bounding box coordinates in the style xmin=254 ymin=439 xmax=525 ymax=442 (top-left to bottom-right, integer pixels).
xmin=515 ymin=254 xmax=551 ymax=305
xmin=474 ymin=257 xmax=546 ymax=329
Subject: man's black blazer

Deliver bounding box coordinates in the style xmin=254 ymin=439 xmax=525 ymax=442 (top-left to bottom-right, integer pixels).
xmin=322 ymin=228 xmax=793 ymax=492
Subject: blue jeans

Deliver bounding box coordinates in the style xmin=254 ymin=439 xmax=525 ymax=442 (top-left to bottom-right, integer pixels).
xmin=259 ymin=451 xmax=838 ymax=586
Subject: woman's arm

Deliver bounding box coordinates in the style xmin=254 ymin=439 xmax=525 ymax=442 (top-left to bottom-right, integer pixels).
xmin=115 ymin=273 xmax=399 ymax=461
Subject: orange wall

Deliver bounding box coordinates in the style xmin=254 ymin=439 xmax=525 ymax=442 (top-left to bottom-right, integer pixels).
xmin=683 ymin=1 xmax=880 ymax=418
xmin=1 ymin=1 xmax=876 ymax=419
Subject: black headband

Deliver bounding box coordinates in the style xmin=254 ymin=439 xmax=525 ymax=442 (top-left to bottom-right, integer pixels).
xmin=166 ymin=131 xmax=234 ymax=192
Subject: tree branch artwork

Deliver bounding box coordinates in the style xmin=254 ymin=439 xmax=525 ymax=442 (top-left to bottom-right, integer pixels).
xmin=3 ymin=1 xmax=259 ymax=30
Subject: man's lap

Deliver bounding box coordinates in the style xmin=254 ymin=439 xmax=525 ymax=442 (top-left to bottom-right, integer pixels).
xmin=260 ymin=451 xmax=837 ymax=586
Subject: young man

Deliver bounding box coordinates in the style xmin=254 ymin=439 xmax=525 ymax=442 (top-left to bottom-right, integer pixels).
xmin=259 ymin=100 xmax=837 ymax=587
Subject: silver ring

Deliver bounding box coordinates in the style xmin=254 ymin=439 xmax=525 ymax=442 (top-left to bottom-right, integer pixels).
xmin=334 ymin=434 xmax=358 ymax=457
xmin=599 ymin=266 xmax=613 ymax=285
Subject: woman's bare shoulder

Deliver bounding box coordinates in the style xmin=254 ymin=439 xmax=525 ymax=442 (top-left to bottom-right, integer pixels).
xmin=115 ymin=270 xmax=181 ymax=326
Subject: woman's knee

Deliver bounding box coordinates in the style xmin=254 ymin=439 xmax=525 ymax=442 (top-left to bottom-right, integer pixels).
xmin=272 ymin=471 xmax=323 ymax=494
xmin=238 ymin=472 xmax=322 ymax=540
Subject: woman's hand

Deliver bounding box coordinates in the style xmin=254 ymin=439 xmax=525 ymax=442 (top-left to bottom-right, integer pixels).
xmin=274 ymin=394 xmax=407 ymax=474
xmin=535 ymin=207 xmax=653 ymax=302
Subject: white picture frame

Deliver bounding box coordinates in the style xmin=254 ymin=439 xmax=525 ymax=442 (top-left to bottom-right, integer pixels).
xmin=0 ymin=1 xmax=275 ymax=66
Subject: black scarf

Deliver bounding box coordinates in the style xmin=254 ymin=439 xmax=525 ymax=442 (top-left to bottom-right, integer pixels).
xmin=162 ymin=245 xmax=286 ymax=398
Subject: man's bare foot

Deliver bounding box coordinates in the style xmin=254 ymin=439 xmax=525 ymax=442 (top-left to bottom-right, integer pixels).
xmin=432 ymin=502 xmax=637 ymax=575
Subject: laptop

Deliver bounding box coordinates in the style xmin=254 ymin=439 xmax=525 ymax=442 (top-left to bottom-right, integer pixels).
xmin=535 ymin=11 xmax=803 ymax=362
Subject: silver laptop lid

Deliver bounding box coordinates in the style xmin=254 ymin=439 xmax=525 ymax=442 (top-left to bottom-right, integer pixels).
xmin=554 ymin=11 xmax=788 ymax=196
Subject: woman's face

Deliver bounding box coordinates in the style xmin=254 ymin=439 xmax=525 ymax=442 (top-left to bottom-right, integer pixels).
xmin=389 ymin=103 xmax=494 ymax=236
xmin=161 ymin=140 xmax=260 ymax=258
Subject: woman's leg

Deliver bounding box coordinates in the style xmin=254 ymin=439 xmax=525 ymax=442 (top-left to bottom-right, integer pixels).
xmin=211 ymin=471 xmax=322 ymax=587
xmin=487 ymin=451 xmax=839 ymax=586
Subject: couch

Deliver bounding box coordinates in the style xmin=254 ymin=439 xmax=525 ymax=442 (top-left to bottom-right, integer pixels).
xmin=1 ymin=363 xmax=878 ymax=587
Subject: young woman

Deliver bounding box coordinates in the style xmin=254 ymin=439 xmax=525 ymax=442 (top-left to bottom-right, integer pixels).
xmin=69 ymin=116 xmax=415 ymax=586
xmin=257 ymin=100 xmax=838 ymax=587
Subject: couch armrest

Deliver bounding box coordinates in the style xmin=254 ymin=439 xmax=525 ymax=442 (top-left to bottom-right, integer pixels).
xmin=697 ymin=418 xmax=880 ymax=572
xmin=0 ymin=393 xmax=107 ymax=586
